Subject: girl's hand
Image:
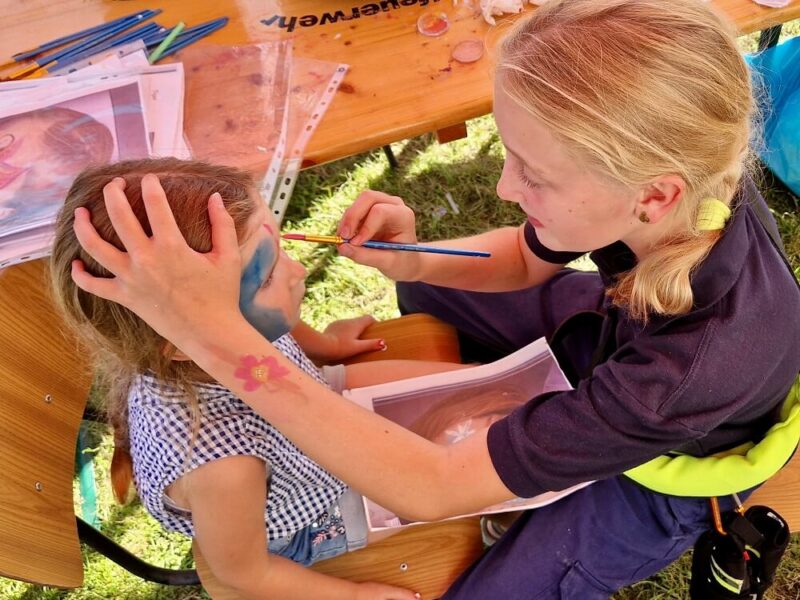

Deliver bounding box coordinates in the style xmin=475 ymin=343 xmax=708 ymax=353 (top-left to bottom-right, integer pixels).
xmin=71 ymin=174 xmax=243 ymax=348
xmin=337 ymin=190 xmax=422 ymax=281
xmin=355 ymin=581 xmax=421 ymax=600
xmin=318 ymin=315 xmax=385 ymax=362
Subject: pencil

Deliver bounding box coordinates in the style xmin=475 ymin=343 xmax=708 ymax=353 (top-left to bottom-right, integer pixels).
xmin=281 ymin=233 xmax=491 ymax=258
xmin=148 ymin=21 xmax=185 ymax=64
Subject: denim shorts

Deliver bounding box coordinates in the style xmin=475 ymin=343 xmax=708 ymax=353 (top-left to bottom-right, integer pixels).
xmin=268 ymin=489 xmax=368 ymax=566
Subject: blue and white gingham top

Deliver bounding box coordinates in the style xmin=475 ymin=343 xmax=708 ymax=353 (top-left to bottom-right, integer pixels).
xmin=128 ymin=334 xmax=347 ymax=541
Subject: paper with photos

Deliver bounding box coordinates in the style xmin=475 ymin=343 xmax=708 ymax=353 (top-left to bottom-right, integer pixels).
xmin=345 ymin=336 xmax=593 ymax=531
xmin=0 ymin=76 xmax=151 ymax=268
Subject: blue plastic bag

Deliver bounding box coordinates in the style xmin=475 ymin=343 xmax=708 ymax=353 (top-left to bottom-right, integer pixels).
xmin=746 ymin=36 xmax=800 ymax=195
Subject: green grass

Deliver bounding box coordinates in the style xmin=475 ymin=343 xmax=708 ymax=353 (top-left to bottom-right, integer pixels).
xmin=3 ymin=24 xmax=799 ymax=600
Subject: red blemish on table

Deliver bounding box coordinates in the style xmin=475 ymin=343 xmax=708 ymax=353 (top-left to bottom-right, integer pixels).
xmin=339 ymin=82 xmax=355 ymax=93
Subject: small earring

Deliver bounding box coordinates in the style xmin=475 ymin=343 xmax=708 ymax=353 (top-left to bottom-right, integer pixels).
xmin=638 ymin=211 xmax=650 ymax=223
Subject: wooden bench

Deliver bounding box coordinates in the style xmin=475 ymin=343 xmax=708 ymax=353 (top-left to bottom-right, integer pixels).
xmin=2 ymin=258 xmax=799 ymax=597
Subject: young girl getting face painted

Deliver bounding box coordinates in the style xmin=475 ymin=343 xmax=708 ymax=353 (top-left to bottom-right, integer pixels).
xmin=52 ymin=158 xmax=466 ymax=600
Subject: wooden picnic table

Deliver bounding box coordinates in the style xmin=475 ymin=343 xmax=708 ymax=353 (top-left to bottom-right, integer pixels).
xmin=2 ymin=0 xmax=799 ymax=167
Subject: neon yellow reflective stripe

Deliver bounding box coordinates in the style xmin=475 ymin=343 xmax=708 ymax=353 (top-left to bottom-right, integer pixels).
xmin=711 ymin=556 xmax=744 ymax=594
xmin=625 ymin=376 xmax=800 ymax=497
xmin=745 ymin=545 xmax=761 ymax=559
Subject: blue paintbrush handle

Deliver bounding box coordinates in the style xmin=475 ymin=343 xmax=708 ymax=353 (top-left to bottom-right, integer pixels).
xmin=143 ymin=18 xmax=228 ymax=47
xmin=12 ymin=9 xmax=154 ymax=61
xmin=53 ymin=22 xmax=161 ymax=72
xmin=154 ymin=18 xmax=229 ymax=61
xmin=45 ymin=10 xmax=160 ymax=66
xmin=359 ymin=240 xmax=490 ymax=257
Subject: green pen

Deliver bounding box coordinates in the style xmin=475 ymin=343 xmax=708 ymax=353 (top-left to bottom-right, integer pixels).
xmin=148 ymin=22 xmax=185 ymax=64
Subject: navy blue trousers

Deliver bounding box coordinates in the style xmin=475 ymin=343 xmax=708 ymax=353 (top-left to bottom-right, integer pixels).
xmin=396 ymin=274 xmax=751 ymax=599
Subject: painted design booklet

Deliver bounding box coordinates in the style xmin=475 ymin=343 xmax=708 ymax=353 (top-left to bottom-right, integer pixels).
xmin=344 ymin=336 xmax=594 ymax=532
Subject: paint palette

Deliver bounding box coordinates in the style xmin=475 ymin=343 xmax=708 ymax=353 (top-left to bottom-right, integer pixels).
xmin=417 ymin=12 xmax=450 ymax=37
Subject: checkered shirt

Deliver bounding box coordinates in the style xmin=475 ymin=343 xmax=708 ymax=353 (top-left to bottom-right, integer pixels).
xmin=128 ymin=334 xmax=347 ymax=541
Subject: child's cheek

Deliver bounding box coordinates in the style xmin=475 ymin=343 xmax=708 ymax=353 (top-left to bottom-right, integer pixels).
xmin=239 ymin=243 xmax=290 ymax=341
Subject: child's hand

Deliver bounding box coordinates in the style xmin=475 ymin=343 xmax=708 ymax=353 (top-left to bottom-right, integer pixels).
xmin=355 ymin=581 xmax=421 ymax=600
xmin=71 ymin=175 xmax=244 ymax=350
xmin=316 ymin=315 xmax=386 ymax=362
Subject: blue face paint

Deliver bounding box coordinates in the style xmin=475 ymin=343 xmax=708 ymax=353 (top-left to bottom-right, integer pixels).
xmin=239 ymin=240 xmax=290 ymax=341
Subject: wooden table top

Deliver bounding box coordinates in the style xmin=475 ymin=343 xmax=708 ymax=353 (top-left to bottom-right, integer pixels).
xmin=2 ymin=0 xmax=799 ymax=166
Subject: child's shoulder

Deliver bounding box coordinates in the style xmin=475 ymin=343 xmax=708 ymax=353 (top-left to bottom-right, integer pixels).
xmin=128 ymin=372 xmax=237 ymax=407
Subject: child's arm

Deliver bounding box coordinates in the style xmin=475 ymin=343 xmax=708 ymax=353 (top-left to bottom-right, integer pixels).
xmin=344 ymin=360 xmax=471 ymax=389
xmin=291 ymin=318 xmax=385 ymax=364
xmin=185 ymin=455 xmax=418 ymax=600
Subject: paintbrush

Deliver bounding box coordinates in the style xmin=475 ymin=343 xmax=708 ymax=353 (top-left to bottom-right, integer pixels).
xmin=281 ymin=233 xmax=491 ymax=258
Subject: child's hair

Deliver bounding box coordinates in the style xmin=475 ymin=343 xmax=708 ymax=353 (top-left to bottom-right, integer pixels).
xmin=409 ymin=386 xmax=525 ymax=442
xmin=50 ymin=158 xmax=259 ymax=502
xmin=498 ymin=0 xmax=757 ymax=320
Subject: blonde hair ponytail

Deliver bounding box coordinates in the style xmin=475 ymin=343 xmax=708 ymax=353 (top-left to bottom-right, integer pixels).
xmin=499 ymin=0 xmax=757 ymax=319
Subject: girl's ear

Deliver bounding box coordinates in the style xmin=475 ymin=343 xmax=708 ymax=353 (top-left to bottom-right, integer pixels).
xmin=636 ymin=175 xmax=685 ymax=225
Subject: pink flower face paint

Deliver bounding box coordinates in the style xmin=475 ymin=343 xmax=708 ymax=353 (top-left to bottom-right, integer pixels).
xmin=234 ymin=354 xmax=290 ymax=391
xmin=239 ymin=240 xmax=291 ymax=341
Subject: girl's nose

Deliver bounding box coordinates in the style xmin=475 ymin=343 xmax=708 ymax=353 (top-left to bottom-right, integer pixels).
xmin=291 ymin=258 xmax=307 ymax=279
xmin=496 ymin=162 xmax=522 ymax=205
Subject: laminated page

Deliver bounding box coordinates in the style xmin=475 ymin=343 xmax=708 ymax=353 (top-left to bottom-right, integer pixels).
xmin=0 ymin=77 xmax=151 ymax=268
xmin=345 ymin=336 xmax=593 ymax=531
xmin=181 ymin=41 xmax=291 ymax=194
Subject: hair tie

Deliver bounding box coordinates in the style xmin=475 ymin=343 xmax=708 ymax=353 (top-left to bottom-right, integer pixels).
xmin=697 ymin=198 xmax=731 ymax=231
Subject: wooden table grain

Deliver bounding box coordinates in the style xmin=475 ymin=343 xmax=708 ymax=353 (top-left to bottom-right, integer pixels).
xmin=2 ymin=0 xmax=799 ymax=164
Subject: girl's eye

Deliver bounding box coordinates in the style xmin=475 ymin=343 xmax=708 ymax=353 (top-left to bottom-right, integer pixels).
xmin=516 ymin=163 xmax=540 ymax=190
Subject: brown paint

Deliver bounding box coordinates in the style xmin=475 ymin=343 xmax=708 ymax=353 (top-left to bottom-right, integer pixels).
xmin=339 ymin=82 xmax=356 ymax=93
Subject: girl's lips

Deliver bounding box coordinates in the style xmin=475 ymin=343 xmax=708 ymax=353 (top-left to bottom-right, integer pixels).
xmin=528 ymin=216 xmax=544 ymax=228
